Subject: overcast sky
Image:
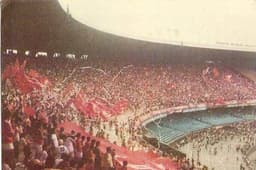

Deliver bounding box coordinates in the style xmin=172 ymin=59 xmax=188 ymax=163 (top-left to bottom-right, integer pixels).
xmin=59 ymin=0 xmax=256 ymax=52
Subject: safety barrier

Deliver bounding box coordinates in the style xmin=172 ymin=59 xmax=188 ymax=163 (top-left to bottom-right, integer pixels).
xmin=139 ymin=99 xmax=256 ymax=127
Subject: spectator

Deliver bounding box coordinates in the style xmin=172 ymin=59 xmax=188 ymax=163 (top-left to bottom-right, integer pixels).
xmin=94 ymin=141 xmax=102 ymax=170
xmin=75 ymin=133 xmax=83 ymax=162
xmin=120 ymin=160 xmax=128 ymax=170
xmin=57 ymin=139 xmax=69 ymax=158
xmin=65 ymin=133 xmax=75 ymax=158
xmin=3 ymin=109 xmax=15 ymax=169
xmin=102 ymin=146 xmax=114 ymax=170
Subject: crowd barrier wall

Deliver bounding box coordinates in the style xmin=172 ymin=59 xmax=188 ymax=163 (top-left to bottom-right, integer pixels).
xmin=140 ymin=99 xmax=256 ymax=127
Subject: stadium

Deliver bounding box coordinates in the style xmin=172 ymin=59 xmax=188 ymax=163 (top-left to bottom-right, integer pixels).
xmin=1 ymin=0 xmax=256 ymax=170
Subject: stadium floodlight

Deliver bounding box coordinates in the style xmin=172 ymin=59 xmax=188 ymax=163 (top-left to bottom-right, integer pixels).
xmin=53 ymin=53 xmax=61 ymax=58
xmin=66 ymin=53 xmax=76 ymax=59
xmin=205 ymin=60 xmax=214 ymax=64
xmin=6 ymin=49 xmax=18 ymax=55
xmin=12 ymin=49 xmax=18 ymax=54
xmin=80 ymin=54 xmax=88 ymax=60
xmin=58 ymin=0 xmax=256 ymax=52
xmin=35 ymin=52 xmax=47 ymax=58
xmin=25 ymin=50 xmax=30 ymax=56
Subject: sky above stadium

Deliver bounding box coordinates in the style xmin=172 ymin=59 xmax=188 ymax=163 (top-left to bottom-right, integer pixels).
xmin=58 ymin=0 xmax=256 ymax=52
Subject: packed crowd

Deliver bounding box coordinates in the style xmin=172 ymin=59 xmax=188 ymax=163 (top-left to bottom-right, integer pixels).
xmin=173 ymin=119 xmax=256 ymax=170
xmin=3 ymin=106 xmax=131 ymax=170
xmin=2 ymin=55 xmax=256 ymax=170
xmin=4 ymin=55 xmax=256 ymax=113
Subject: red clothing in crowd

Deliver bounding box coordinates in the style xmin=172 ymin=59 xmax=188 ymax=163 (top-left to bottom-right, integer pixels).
xmin=76 ymin=138 xmax=83 ymax=153
xmin=3 ymin=120 xmax=15 ymax=144
xmin=33 ymin=131 xmax=44 ymax=145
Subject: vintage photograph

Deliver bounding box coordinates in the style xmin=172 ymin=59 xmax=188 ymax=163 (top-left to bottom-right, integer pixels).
xmin=1 ymin=0 xmax=256 ymax=169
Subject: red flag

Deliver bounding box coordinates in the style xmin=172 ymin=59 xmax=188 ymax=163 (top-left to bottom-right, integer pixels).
xmin=2 ymin=60 xmax=51 ymax=95
xmin=14 ymin=58 xmax=20 ymax=70
xmin=2 ymin=65 xmax=12 ymax=80
xmin=14 ymin=69 xmax=36 ymax=93
xmin=7 ymin=103 xmax=15 ymax=112
xmin=85 ymin=102 xmax=95 ymax=117
xmin=20 ymin=60 xmax=27 ymax=71
xmin=213 ymin=67 xmax=220 ymax=78
xmin=23 ymin=106 xmax=36 ymax=116
xmin=87 ymin=99 xmax=116 ymax=119
xmin=94 ymin=99 xmax=114 ymax=113
xmin=72 ymin=91 xmax=95 ymax=117
xmin=39 ymin=111 xmax=48 ymax=124
xmin=57 ymin=122 xmax=178 ymax=170
xmin=27 ymin=69 xmax=51 ymax=88
xmin=113 ymin=99 xmax=129 ymax=114
xmin=28 ymin=69 xmax=39 ymax=77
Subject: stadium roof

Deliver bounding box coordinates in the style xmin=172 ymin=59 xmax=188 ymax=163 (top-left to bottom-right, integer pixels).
xmin=1 ymin=0 xmax=256 ymax=60
xmin=60 ymin=0 xmax=256 ymax=52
